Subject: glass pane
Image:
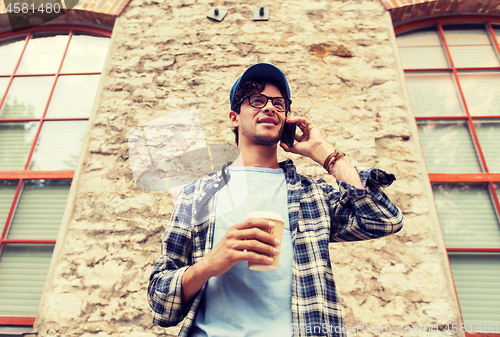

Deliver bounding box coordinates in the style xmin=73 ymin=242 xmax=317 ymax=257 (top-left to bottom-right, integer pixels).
xmin=29 ymin=121 xmax=88 ymax=171
xmin=397 ymin=27 xmax=442 ymax=47
xmin=45 ymin=75 xmax=101 ymax=118
xmin=0 ymin=77 xmax=9 ymax=102
xmin=0 ymin=122 xmax=38 ymax=171
xmin=433 ymin=184 xmax=500 ymax=248
xmin=444 ymin=25 xmax=492 ymax=45
xmin=0 ymin=244 xmax=54 ymax=316
xmin=0 ymin=181 xmax=18 ymax=227
xmin=458 ymin=72 xmax=500 ymax=116
xmin=7 ymin=180 xmax=70 ymax=240
xmin=60 ymin=33 xmax=110 ymax=73
xmin=405 ymin=73 xmax=464 ymax=117
xmin=0 ymin=35 xmax=26 ymax=75
xmin=417 ymin=120 xmax=481 ymax=173
xmin=16 ymin=32 xmax=69 ymax=75
xmin=0 ymin=76 xmax=55 ymax=119
xmin=396 ymin=27 xmax=448 ymax=69
xmin=397 ymin=27 xmax=448 ymax=69
xmin=444 ymin=26 xmax=499 ymax=68
xmin=399 ymin=47 xmax=449 ymax=69
xmin=448 ymin=46 xmax=500 ymax=68
xmin=474 ymin=120 xmax=500 ymax=173
xmin=449 ymin=253 xmax=500 ymax=329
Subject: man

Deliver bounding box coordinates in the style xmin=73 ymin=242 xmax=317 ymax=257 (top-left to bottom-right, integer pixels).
xmin=148 ymin=63 xmax=403 ymax=336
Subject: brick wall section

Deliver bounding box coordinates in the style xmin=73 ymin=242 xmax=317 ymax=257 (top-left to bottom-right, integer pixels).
xmin=0 ymin=0 xmax=131 ymax=34
xmin=380 ymin=0 xmax=500 ymax=27
xmin=71 ymin=0 xmax=130 ymax=16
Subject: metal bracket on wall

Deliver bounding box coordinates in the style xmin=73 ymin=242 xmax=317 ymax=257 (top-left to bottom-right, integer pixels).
xmin=207 ymin=7 xmax=227 ymax=21
xmin=253 ymin=7 xmax=269 ymax=21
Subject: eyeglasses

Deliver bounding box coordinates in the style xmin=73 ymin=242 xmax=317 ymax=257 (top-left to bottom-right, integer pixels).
xmin=237 ymin=94 xmax=291 ymax=113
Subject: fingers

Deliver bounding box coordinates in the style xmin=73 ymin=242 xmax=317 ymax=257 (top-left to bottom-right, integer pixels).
xmin=286 ymin=116 xmax=308 ymax=124
xmin=233 ymin=218 xmax=276 ymax=231
xmin=228 ymin=220 xmax=280 ymax=247
xmin=203 ymin=218 xmax=284 ymax=277
xmin=280 ymin=142 xmax=298 ymax=154
xmin=225 ymin=219 xmax=281 ymax=256
xmin=286 ymin=116 xmax=312 ymax=129
xmin=232 ymin=238 xmax=280 ymax=257
xmin=236 ymin=250 xmax=275 ymax=265
xmin=280 ymin=142 xmax=290 ymax=152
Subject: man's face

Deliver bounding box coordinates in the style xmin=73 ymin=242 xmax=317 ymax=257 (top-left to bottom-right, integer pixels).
xmin=231 ymin=83 xmax=286 ymax=147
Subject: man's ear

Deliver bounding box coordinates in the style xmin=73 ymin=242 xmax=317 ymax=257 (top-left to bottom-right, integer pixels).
xmin=229 ymin=111 xmax=239 ymax=128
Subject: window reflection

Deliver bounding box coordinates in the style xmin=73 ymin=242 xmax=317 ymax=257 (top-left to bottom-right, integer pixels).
xmin=443 ymin=25 xmax=500 ymax=68
xmin=406 ymin=72 xmax=464 ymax=117
xmin=474 ymin=120 xmax=500 ymax=173
xmin=0 ymin=180 xmax=18 ymax=226
xmin=0 ymin=122 xmax=38 ymax=171
xmin=417 ymin=120 xmax=481 ymax=173
xmin=60 ymin=33 xmax=110 ymax=73
xmin=494 ymin=26 xmax=500 ymax=43
xmin=448 ymin=253 xmax=500 ymax=329
xmin=397 ymin=27 xmax=448 ymax=69
xmin=433 ymin=183 xmax=500 ymax=248
xmin=0 ymin=78 xmax=9 ymax=103
xmin=0 ymin=244 xmax=55 ymax=316
xmin=45 ymin=75 xmax=101 ymax=118
xmin=7 ymin=180 xmax=71 ymax=240
xmin=459 ymin=72 xmax=500 ymax=116
xmin=29 ymin=121 xmax=88 ymax=171
xmin=0 ymin=35 xmax=26 ymax=75
xmin=16 ymin=32 xmax=69 ymax=75
xmin=0 ymin=76 xmax=54 ymax=119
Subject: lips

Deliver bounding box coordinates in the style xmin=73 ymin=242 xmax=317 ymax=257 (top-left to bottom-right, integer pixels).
xmin=257 ymin=116 xmax=279 ymax=125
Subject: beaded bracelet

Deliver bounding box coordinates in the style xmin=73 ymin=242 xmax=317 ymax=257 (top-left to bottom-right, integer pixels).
xmin=323 ymin=150 xmax=346 ymax=173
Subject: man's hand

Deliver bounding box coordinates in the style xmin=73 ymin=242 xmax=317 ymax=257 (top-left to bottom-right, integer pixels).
xmin=280 ymin=116 xmax=334 ymax=164
xmin=202 ymin=218 xmax=280 ymax=277
xmin=281 ymin=116 xmax=365 ymax=189
xmin=181 ymin=218 xmax=280 ymax=305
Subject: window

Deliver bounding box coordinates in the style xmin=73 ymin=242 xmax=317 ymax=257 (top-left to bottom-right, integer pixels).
xmin=0 ymin=27 xmax=110 ymax=327
xmin=396 ymin=21 xmax=500 ymax=333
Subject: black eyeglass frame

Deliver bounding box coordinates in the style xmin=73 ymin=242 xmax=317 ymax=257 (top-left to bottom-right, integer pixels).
xmin=233 ymin=93 xmax=292 ymax=113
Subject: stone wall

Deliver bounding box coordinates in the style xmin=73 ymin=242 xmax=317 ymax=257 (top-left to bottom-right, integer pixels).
xmin=35 ymin=0 xmax=462 ymax=336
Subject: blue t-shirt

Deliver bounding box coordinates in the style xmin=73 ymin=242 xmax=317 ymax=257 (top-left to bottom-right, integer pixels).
xmin=192 ymin=166 xmax=293 ymax=337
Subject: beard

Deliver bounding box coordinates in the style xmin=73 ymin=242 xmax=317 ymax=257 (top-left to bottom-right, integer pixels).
xmin=240 ymin=123 xmax=283 ymax=146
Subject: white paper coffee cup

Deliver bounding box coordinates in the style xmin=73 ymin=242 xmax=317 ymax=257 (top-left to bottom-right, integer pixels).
xmin=245 ymin=211 xmax=284 ymax=271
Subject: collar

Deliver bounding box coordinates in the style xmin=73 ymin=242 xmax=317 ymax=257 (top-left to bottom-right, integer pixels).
xmin=194 ymin=159 xmax=298 ymax=222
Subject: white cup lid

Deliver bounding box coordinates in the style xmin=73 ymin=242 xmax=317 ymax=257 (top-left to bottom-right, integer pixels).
xmin=245 ymin=211 xmax=283 ymax=222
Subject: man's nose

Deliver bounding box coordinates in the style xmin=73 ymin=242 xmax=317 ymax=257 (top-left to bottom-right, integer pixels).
xmin=262 ymin=99 xmax=277 ymax=112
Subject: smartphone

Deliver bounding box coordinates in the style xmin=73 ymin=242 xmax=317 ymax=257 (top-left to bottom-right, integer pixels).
xmin=281 ymin=122 xmax=297 ymax=148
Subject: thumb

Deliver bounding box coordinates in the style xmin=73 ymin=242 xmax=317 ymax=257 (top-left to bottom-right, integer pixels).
xmin=280 ymin=142 xmax=297 ymax=154
xmin=280 ymin=142 xmax=291 ymax=153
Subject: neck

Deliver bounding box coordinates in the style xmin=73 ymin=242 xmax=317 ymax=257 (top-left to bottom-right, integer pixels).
xmin=231 ymin=141 xmax=280 ymax=169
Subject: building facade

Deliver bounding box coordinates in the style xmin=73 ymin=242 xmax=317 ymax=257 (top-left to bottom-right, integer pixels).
xmin=0 ymin=0 xmax=499 ymax=336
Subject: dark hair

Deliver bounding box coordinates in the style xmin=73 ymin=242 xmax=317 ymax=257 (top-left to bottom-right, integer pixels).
xmin=231 ymin=80 xmax=289 ymax=145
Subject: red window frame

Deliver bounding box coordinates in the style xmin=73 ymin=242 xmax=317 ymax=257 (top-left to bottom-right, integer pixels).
xmin=0 ymin=25 xmax=111 ymax=326
xmin=395 ymin=17 xmax=500 ymax=337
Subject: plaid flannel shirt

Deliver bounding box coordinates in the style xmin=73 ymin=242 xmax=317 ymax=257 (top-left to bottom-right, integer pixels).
xmin=148 ymin=159 xmax=403 ymax=337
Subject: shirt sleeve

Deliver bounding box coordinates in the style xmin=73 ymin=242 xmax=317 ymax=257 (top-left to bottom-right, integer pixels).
xmin=147 ymin=187 xmax=195 ymax=327
xmin=328 ymin=167 xmax=404 ymax=242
